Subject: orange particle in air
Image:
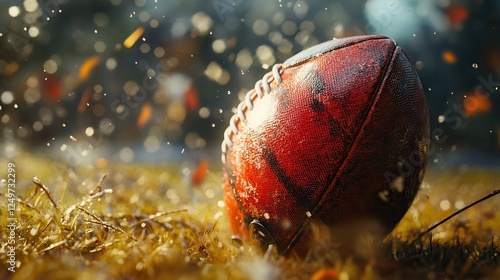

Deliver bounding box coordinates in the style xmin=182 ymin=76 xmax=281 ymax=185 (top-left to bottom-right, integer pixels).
xmin=310 ymin=268 xmax=340 ymax=280
xmin=227 ymin=36 xmax=238 ymax=49
xmin=79 ymin=56 xmax=101 ymax=80
xmin=442 ymin=50 xmax=457 ymax=64
xmin=184 ymin=85 xmax=200 ymax=112
xmin=191 ymin=159 xmax=208 ymax=185
xmin=40 ymin=75 xmax=62 ymax=102
xmin=77 ymin=89 xmax=91 ymax=113
xmin=137 ymin=103 xmax=153 ymax=128
xmin=124 ymin=27 xmax=145 ymax=48
xmin=463 ymin=91 xmax=492 ymax=116
xmin=3 ymin=62 xmax=19 ymax=76
xmin=447 ymin=5 xmax=469 ymax=25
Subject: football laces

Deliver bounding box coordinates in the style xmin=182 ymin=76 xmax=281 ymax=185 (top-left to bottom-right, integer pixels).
xmin=221 ymin=63 xmax=284 ymax=164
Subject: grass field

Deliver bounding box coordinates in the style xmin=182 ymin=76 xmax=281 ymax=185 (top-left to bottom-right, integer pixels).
xmin=1 ymin=151 xmax=499 ymax=280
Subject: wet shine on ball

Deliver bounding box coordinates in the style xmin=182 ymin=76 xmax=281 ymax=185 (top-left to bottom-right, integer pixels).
xmin=221 ymin=35 xmax=430 ymax=254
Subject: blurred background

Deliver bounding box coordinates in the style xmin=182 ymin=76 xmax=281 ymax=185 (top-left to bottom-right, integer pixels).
xmin=0 ymin=0 xmax=499 ymax=169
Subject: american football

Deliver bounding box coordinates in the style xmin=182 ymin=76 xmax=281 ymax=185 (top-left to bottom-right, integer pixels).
xmin=2 ymin=2 xmax=499 ymax=279
xmin=222 ymin=35 xmax=430 ymax=254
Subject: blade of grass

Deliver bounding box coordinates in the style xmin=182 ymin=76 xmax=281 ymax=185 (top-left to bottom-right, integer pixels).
xmin=411 ymin=189 xmax=500 ymax=245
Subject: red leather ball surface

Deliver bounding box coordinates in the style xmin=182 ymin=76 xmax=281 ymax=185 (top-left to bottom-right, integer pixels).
xmin=221 ymin=35 xmax=430 ymax=254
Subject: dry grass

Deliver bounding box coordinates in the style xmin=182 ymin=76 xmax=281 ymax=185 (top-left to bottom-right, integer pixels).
xmin=0 ymin=152 xmax=499 ymax=280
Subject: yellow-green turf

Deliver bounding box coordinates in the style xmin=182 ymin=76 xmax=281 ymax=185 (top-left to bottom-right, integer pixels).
xmin=1 ymin=152 xmax=499 ymax=279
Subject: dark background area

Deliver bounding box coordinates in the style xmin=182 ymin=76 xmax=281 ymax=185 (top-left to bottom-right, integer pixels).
xmin=0 ymin=0 xmax=499 ymax=167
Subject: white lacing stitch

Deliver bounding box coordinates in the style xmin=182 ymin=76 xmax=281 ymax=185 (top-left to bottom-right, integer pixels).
xmin=221 ymin=64 xmax=284 ymax=164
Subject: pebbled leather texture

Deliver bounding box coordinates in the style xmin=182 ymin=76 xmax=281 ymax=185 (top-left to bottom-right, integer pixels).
xmin=223 ymin=35 xmax=429 ymax=254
